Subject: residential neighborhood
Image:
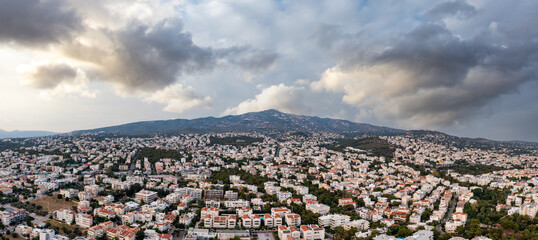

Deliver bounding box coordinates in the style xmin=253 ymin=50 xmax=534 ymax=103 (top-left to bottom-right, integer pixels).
xmin=0 ymin=131 xmax=536 ymax=240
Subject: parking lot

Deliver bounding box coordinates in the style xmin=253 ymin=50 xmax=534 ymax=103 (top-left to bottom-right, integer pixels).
xmin=255 ymin=232 xmax=275 ymax=240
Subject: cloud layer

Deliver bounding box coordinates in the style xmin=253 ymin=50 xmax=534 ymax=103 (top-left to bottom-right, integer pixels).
xmin=0 ymin=0 xmax=82 ymax=46
xmin=312 ymin=2 xmax=538 ymax=128
xmin=3 ymin=0 xmax=277 ymax=109
xmin=1 ymin=0 xmax=537 ymax=141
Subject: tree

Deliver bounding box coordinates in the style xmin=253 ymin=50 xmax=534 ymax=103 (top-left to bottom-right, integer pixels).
xmin=74 ymin=227 xmax=82 ymax=236
xmin=135 ymin=230 xmax=145 ymax=240
xmin=395 ymin=226 xmax=413 ymax=238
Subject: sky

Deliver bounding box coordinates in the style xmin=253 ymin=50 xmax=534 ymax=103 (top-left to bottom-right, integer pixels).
xmin=0 ymin=0 xmax=537 ymax=142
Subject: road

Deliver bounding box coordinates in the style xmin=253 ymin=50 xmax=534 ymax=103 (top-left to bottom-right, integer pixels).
xmin=443 ymin=195 xmax=458 ymax=224
xmin=128 ymin=149 xmax=139 ymax=175
xmin=31 ymin=212 xmax=51 ymax=224
xmin=436 ymin=194 xmax=458 ymax=232
xmin=274 ymin=145 xmax=280 ymax=158
xmin=176 ymin=230 xmax=185 ymax=240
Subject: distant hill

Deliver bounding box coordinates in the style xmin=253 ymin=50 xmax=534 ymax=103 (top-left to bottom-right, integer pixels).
xmin=68 ymin=110 xmax=537 ymax=149
xmin=405 ymin=130 xmax=538 ymax=150
xmin=0 ymin=129 xmax=56 ymax=139
xmin=72 ymin=109 xmax=406 ymax=136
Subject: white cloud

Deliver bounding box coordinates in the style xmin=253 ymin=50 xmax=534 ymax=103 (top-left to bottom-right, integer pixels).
xmin=144 ymin=84 xmax=212 ymax=113
xmin=223 ymin=84 xmax=310 ymax=115
xmin=19 ymin=61 xmax=97 ymax=100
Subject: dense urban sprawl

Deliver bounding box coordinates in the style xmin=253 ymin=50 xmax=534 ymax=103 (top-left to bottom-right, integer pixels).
xmin=0 ymin=132 xmax=537 ymax=240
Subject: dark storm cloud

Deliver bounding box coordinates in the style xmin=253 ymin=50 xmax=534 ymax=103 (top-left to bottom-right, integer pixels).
xmin=26 ymin=63 xmax=77 ymax=89
xmin=426 ymin=0 xmax=477 ymax=19
xmin=370 ymin=24 xmax=490 ymax=92
xmin=102 ymin=20 xmax=216 ymax=90
xmin=54 ymin=19 xmax=278 ymax=91
xmin=0 ymin=0 xmax=278 ymax=92
xmin=0 ymin=0 xmax=82 ymax=46
xmin=314 ymin=17 xmax=538 ymax=127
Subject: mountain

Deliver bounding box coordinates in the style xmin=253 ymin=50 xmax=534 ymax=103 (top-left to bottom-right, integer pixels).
xmin=0 ymin=129 xmax=56 ymax=139
xmin=404 ymin=130 xmax=538 ymax=149
xmin=72 ymin=109 xmax=406 ymax=136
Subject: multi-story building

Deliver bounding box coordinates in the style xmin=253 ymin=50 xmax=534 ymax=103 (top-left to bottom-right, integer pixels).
xmin=241 ymin=214 xmax=261 ymax=228
xmin=224 ymin=200 xmax=250 ymax=208
xmin=224 ymin=191 xmax=238 ymax=200
xmin=39 ymin=229 xmax=56 ymax=240
xmin=263 ymin=214 xmax=283 ymax=227
xmin=55 ymin=209 xmax=75 ymax=224
xmin=135 ymin=190 xmax=157 ymax=203
xmin=306 ymin=203 xmax=330 ymax=215
xmin=338 ymin=198 xmax=357 ymax=208
xmin=84 ymin=185 xmax=102 ymax=196
xmin=176 ymin=187 xmax=203 ymax=200
xmin=106 ymin=225 xmax=139 ymax=240
xmin=204 ymin=189 xmax=224 ymax=200
xmin=342 ymin=219 xmax=369 ymax=231
xmin=201 ymin=207 xmax=220 ymax=217
xmin=300 ymin=225 xmax=325 ymax=240
xmin=88 ymin=221 xmax=114 ymax=238
xmin=271 ymin=207 xmax=291 ymax=216
xmin=278 ymin=191 xmax=292 ymax=202
xmin=285 ymin=213 xmax=302 ymax=226
xmin=278 ymin=226 xmax=301 ymax=239
xmin=0 ymin=208 xmax=27 ymax=226
xmin=318 ymin=214 xmax=350 ymax=229
xmin=75 ymin=213 xmax=93 ymax=228
xmin=203 ymin=215 xmax=237 ymax=229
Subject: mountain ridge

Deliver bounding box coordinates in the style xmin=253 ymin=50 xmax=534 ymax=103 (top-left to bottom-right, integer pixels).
xmin=72 ymin=109 xmax=406 ymax=136
xmin=0 ymin=129 xmax=57 ymax=139
xmin=68 ymin=110 xmax=536 ymax=148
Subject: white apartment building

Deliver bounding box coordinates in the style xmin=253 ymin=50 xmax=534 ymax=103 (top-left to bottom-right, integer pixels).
xmin=343 ymin=219 xmax=369 ymax=231
xmin=300 ymin=225 xmax=325 ymax=240
xmin=75 ymin=213 xmax=93 ymax=228
xmin=224 ymin=199 xmax=250 ymax=208
xmin=203 ymin=215 xmax=237 ymax=229
xmin=55 ymin=209 xmax=75 ymax=224
xmin=0 ymin=208 xmax=27 ymax=226
xmin=135 ymin=190 xmax=158 ymax=203
xmin=306 ymin=203 xmax=330 ymax=215
xmin=285 ymin=213 xmax=302 ymax=226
